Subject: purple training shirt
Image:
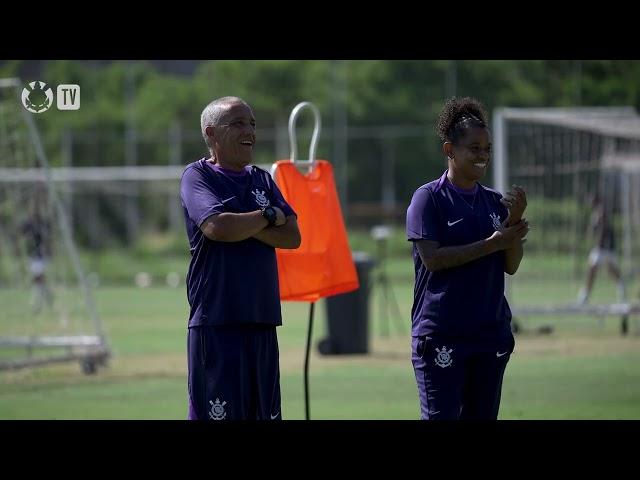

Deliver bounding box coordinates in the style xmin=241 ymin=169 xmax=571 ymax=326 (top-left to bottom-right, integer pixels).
xmin=406 ymin=170 xmax=512 ymax=345
xmin=180 ymin=159 xmax=296 ymax=328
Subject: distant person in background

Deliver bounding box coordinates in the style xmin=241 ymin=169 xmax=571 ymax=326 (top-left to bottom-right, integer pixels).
xmin=180 ymin=96 xmax=301 ymax=420
xmin=576 ymin=192 xmax=626 ymax=305
xmin=406 ymin=96 xmax=529 ymax=420
xmin=21 ymin=197 xmax=54 ymax=314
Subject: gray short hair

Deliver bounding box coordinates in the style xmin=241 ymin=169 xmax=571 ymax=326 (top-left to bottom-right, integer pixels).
xmin=200 ymin=96 xmax=250 ymax=152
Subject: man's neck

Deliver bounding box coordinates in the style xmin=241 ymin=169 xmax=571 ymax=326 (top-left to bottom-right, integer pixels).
xmin=208 ymin=157 xmax=246 ymax=173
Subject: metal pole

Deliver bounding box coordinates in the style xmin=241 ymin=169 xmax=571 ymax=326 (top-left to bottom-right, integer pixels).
xmin=304 ymin=302 xmax=315 ymax=420
xmin=168 ymin=121 xmax=182 ymax=233
xmin=62 ymin=128 xmax=73 ymax=226
xmin=492 ymin=109 xmax=512 ymax=304
xmin=493 ymin=109 xmax=508 ymax=194
xmin=382 ymin=139 xmax=396 ymax=218
xmin=621 ymin=169 xmax=631 ymax=336
xmin=125 ymin=64 xmax=139 ymax=245
xmin=18 ymin=86 xmax=107 ymax=346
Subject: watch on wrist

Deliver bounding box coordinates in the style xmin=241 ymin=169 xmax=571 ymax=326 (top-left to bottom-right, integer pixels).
xmin=261 ymin=206 xmax=277 ymax=226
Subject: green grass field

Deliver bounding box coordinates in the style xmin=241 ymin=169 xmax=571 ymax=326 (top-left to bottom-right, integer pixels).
xmin=1 ymin=253 xmax=639 ymax=419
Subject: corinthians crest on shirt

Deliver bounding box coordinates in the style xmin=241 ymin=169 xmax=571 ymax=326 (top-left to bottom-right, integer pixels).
xmin=490 ymin=212 xmax=503 ymax=231
xmin=251 ymin=189 xmax=270 ymax=208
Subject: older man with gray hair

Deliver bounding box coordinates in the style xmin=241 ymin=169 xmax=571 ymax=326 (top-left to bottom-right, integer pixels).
xmin=180 ymin=96 xmax=301 ymax=420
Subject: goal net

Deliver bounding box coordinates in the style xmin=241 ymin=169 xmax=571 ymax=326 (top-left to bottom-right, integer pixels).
xmin=0 ymin=78 xmax=110 ymax=373
xmin=492 ymin=107 xmax=640 ymax=335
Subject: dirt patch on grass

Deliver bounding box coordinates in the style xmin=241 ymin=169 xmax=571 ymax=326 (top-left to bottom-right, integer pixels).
xmin=0 ymin=352 xmax=186 ymax=389
xmin=279 ymin=336 xmax=412 ymax=374
xmin=278 ymin=333 xmax=640 ymax=373
xmin=3 ymin=334 xmax=638 ymax=388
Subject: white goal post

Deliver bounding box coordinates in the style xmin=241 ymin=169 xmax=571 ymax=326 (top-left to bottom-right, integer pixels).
xmin=0 ymin=77 xmax=110 ymax=373
xmin=492 ymin=107 xmax=640 ymax=334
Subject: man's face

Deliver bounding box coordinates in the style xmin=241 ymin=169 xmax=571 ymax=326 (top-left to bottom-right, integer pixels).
xmin=450 ymin=127 xmax=491 ymax=181
xmin=209 ymin=102 xmax=256 ymax=169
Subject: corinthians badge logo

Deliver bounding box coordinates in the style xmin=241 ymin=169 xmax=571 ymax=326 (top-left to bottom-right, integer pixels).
xmin=434 ymin=346 xmax=453 ymax=368
xmin=251 ymin=189 xmax=270 ymax=208
xmin=22 ymin=81 xmax=53 ymax=113
xmin=490 ymin=212 xmax=503 ymax=231
xmin=209 ymin=398 xmax=227 ymax=420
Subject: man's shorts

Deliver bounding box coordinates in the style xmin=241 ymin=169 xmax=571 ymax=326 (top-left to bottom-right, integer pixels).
xmin=187 ymin=323 xmax=281 ymax=420
xmin=588 ymin=248 xmax=618 ymax=268
xmin=29 ymin=257 xmax=47 ymax=276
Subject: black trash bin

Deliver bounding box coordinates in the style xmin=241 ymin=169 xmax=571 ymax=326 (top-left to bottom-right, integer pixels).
xmin=318 ymin=251 xmax=375 ymax=355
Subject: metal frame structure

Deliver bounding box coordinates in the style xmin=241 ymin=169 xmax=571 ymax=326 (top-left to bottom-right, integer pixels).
xmin=0 ymin=78 xmax=110 ymax=373
xmin=492 ymin=107 xmax=640 ymax=335
xmin=270 ymin=101 xmax=321 ymax=420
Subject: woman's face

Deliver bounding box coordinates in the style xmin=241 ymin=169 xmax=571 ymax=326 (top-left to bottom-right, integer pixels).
xmin=449 ymin=127 xmax=491 ymax=181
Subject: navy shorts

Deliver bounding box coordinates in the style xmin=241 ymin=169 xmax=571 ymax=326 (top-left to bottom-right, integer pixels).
xmin=411 ymin=334 xmax=515 ymax=420
xmin=187 ymin=324 xmax=281 ymax=420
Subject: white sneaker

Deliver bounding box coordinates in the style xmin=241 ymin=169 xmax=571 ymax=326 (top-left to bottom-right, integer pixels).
xmin=576 ymin=288 xmax=588 ymax=305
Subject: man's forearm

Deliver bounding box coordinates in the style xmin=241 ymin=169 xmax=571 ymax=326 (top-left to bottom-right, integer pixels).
xmin=252 ymin=217 xmax=301 ymax=249
xmin=201 ymin=211 xmax=268 ymax=242
xmin=421 ymin=239 xmax=499 ymax=272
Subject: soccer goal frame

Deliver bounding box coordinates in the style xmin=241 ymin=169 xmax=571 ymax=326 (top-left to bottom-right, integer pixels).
xmin=0 ymin=78 xmax=110 ymax=373
xmin=492 ymin=107 xmax=640 ymax=335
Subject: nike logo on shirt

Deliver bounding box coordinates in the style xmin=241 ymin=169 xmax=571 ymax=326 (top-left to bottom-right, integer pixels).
xmin=447 ymin=218 xmax=464 ymax=227
xmin=496 ymin=351 xmax=509 ymax=357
